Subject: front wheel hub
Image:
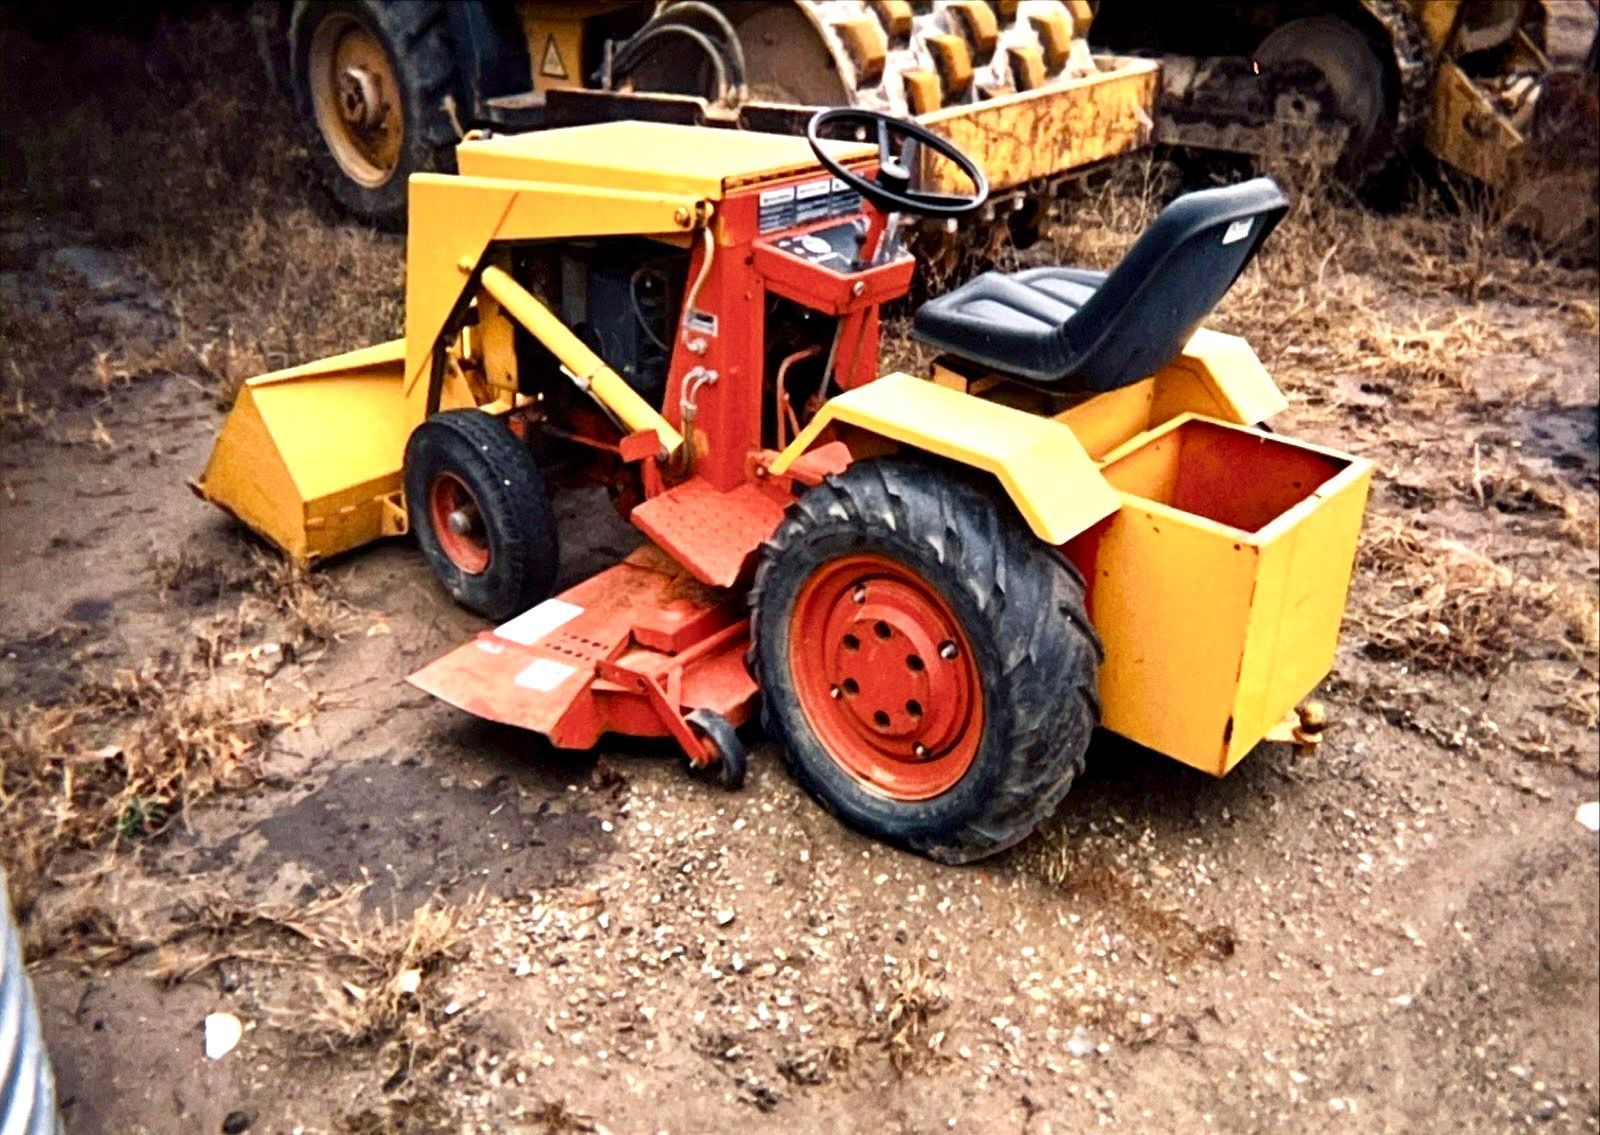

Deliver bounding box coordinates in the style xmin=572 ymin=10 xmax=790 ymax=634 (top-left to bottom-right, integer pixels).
xmin=428 ymin=472 xmax=490 ymax=575
xmin=307 ymin=13 xmax=404 ymax=188
xmin=790 ymin=554 xmax=982 ymax=800
xmin=337 ymin=65 xmax=383 ymax=128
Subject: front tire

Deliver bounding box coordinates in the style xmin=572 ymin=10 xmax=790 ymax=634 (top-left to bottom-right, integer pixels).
xmin=750 ymin=457 xmax=1101 ymax=863
xmin=405 ymin=410 xmax=558 ymax=621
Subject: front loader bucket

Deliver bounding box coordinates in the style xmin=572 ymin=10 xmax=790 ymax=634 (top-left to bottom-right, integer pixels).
xmin=195 ymin=339 xmax=414 ymax=564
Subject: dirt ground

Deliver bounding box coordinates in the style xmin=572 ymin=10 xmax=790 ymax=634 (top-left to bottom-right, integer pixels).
xmin=2 ymin=10 xmax=1597 ymax=1135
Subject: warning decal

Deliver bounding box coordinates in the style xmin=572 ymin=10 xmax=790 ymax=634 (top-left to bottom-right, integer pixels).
xmin=540 ymin=35 xmax=567 ymax=79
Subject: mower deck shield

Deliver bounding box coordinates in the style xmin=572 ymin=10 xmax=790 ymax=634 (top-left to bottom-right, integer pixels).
xmin=407 ymin=545 xmax=757 ymax=750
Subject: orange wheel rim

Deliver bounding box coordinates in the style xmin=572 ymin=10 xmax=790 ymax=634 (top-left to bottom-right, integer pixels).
xmin=308 ymin=14 xmax=404 ymax=188
xmin=789 ymin=554 xmax=982 ymax=801
xmin=428 ymin=472 xmax=489 ymax=575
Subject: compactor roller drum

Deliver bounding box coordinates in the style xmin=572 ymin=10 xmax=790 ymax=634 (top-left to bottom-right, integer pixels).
xmin=750 ymin=458 xmax=1102 ymax=864
xmin=729 ymin=1 xmax=1100 ymax=114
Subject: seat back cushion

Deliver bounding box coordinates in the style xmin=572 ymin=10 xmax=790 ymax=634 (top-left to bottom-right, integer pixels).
xmin=1064 ymin=177 xmax=1289 ymax=391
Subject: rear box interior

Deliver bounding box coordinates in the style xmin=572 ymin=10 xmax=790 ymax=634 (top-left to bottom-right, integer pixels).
xmin=1069 ymin=415 xmax=1372 ymax=775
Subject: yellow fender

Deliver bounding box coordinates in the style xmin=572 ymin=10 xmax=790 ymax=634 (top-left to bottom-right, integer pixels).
xmin=771 ymin=331 xmax=1289 ymax=546
xmin=771 ymin=372 xmax=1121 ymax=545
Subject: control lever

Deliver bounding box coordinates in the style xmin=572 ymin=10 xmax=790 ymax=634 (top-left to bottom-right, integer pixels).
xmin=851 ymin=217 xmax=870 ymax=269
xmin=851 ymin=212 xmax=905 ymax=270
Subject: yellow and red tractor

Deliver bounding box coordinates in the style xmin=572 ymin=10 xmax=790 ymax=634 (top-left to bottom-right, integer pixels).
xmin=198 ymin=110 xmax=1370 ymax=861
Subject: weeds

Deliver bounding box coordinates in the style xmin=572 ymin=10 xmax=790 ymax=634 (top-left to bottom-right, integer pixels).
xmin=858 ymin=958 xmax=949 ymax=1073
xmin=155 ymin=545 xmax=354 ymax=655
xmin=154 ymin=885 xmax=471 ymax=1052
xmin=1353 ymin=515 xmax=1598 ymax=677
xmin=0 ymin=658 xmax=298 ymax=915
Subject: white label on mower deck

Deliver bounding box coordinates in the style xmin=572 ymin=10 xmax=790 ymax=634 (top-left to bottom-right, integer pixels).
xmin=1222 ymin=218 xmax=1254 ymax=245
xmin=496 ymin=598 xmax=584 ymax=646
xmin=514 ymin=658 xmax=577 ymax=692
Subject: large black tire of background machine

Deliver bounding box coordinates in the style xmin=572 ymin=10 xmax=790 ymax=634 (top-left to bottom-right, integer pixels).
xmin=750 ymin=457 xmax=1103 ymax=864
xmin=405 ymin=409 xmax=559 ymax=622
xmin=289 ymin=0 xmax=459 ymax=228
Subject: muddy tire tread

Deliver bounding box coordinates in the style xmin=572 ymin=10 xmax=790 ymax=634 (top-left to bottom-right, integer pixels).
xmin=748 ymin=456 xmax=1101 ymax=863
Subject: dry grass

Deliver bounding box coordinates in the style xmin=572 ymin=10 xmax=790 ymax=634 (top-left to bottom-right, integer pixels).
xmin=0 ymin=12 xmax=402 ymax=412
xmin=154 ymin=545 xmax=355 ymax=660
xmin=0 ymin=546 xmax=351 ymax=924
xmin=154 ymin=885 xmax=471 ymax=1054
xmin=32 ymin=877 xmax=473 ymax=1094
xmin=1353 ymin=515 xmax=1598 ymax=678
xmin=860 ymin=958 xmax=949 ymax=1073
xmin=1464 ymin=445 xmax=1600 ymax=547
xmin=0 ymin=658 xmax=299 ymax=916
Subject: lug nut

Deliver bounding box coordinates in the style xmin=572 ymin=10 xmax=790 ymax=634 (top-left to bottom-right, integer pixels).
xmin=852 ymin=586 xmax=867 ymax=604
xmin=830 ymin=685 xmax=842 ymax=699
xmin=938 ymin=641 xmax=958 ymax=660
xmin=913 ymin=743 xmax=928 ymax=758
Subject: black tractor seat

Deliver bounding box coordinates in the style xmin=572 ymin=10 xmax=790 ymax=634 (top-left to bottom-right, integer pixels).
xmin=913 ymin=178 xmax=1290 ymax=391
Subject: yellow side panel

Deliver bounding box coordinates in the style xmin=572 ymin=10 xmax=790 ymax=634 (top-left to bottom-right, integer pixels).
xmin=1156 ymin=328 xmax=1288 ymax=428
xmin=1226 ymin=457 xmax=1373 ymax=770
xmin=1089 ymin=501 xmax=1259 ymax=771
xmin=774 ymin=372 xmax=1120 ymax=544
xmin=1056 ymin=328 xmax=1287 ymax=461
xmin=1057 ymin=380 xmax=1156 ymax=461
xmin=917 ymin=57 xmax=1159 ymax=192
xmin=403 ymin=173 xmax=704 ymax=408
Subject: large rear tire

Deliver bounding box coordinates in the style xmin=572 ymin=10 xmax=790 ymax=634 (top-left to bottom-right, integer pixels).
xmin=1255 ymin=2 xmax=1428 ymax=193
xmin=404 ymin=410 xmax=558 ymax=621
xmin=750 ymin=457 xmax=1101 ymax=863
xmin=289 ymin=0 xmax=460 ymax=229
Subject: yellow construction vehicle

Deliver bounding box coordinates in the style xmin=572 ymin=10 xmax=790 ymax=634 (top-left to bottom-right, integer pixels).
xmin=1089 ymin=0 xmax=1598 ymax=238
xmin=264 ymin=0 xmax=1158 ymax=244
xmin=196 ymin=109 xmax=1370 ymax=861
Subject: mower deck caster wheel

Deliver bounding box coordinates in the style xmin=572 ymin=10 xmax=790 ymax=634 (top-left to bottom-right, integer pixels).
xmin=687 ymin=709 xmax=747 ymax=790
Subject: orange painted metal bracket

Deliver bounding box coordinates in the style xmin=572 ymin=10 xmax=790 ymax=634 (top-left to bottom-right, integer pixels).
xmin=407 ymin=545 xmax=757 ymax=761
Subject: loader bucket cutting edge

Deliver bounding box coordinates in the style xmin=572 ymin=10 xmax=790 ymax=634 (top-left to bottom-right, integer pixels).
xmin=196 ymin=339 xmax=418 ymax=564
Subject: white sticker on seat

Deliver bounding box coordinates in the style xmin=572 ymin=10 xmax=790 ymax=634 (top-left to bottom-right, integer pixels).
xmin=1222 ymin=218 xmax=1254 ymax=245
xmin=495 ymin=598 xmax=583 ymax=645
xmin=513 ymin=658 xmax=577 ymax=692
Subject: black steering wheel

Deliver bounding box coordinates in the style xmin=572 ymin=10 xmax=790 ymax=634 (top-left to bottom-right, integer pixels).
xmin=805 ymin=107 xmax=989 ymax=219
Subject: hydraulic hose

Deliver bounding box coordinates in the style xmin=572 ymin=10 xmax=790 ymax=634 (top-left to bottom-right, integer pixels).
xmin=605 ymin=1 xmax=748 ymax=101
xmin=610 ymin=26 xmax=729 ymax=102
